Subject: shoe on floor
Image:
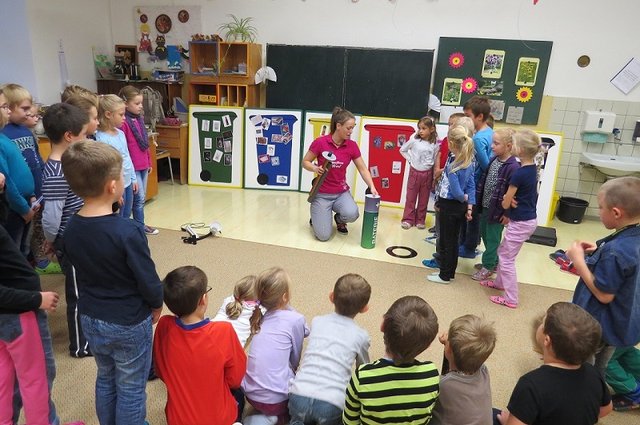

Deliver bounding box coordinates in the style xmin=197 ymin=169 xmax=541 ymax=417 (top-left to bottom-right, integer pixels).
xmin=401 ymin=221 xmax=412 ymax=229
xmin=490 ymin=295 xmax=517 ymax=309
xmin=427 ymin=226 xmax=436 ymax=233
xmin=459 ymin=246 xmax=480 ymax=259
xmin=424 ymin=236 xmax=437 ymax=246
xmin=144 ymin=225 xmax=159 ymax=235
xmin=472 ymin=267 xmax=494 ymax=281
xmin=427 ymin=274 xmax=450 ymax=284
xmin=35 ymin=261 xmax=63 ymax=275
xmin=422 ymin=258 xmax=440 ymax=269
xmin=479 ymin=279 xmax=502 ymax=290
xmin=416 ymin=223 xmax=426 ymax=230
xmin=334 ymin=214 xmax=348 ymax=234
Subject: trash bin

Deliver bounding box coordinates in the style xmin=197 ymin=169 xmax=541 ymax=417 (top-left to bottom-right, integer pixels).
xmin=556 ymin=196 xmax=589 ymax=224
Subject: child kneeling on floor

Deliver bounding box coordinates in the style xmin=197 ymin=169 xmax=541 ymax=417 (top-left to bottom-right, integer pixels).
xmin=496 ymin=302 xmax=612 ymax=425
xmin=343 ymin=295 xmax=440 ymax=425
xmin=431 ymin=314 xmax=497 ymax=425
xmin=154 ymin=266 xmax=247 ymax=425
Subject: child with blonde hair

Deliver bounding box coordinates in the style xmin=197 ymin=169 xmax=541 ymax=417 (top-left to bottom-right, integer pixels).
xmin=95 ymin=94 xmax=137 ymax=218
xmin=431 ymin=314 xmax=497 ymax=425
xmin=213 ymin=274 xmax=263 ymax=347
xmin=427 ymin=125 xmax=475 ymax=284
xmin=472 ymin=128 xmax=520 ymax=281
xmin=399 ymin=116 xmax=438 ymax=229
xmin=480 ymin=129 xmax=540 ymax=308
xmin=118 ymin=85 xmax=158 ymax=235
xmin=242 ymin=267 xmax=309 ymax=424
xmin=60 ymin=84 xmax=98 ymax=104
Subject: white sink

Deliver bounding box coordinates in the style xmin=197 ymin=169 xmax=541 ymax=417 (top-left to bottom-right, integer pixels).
xmin=580 ymin=152 xmax=640 ymax=177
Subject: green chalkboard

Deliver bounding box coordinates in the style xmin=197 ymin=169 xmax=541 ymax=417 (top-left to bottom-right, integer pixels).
xmin=266 ymin=45 xmax=345 ymax=111
xmin=266 ymin=44 xmax=434 ymax=120
xmin=432 ymin=37 xmax=553 ymax=125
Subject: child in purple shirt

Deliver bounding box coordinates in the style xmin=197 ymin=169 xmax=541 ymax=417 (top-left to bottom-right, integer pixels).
xmin=242 ymin=267 xmax=309 ymax=424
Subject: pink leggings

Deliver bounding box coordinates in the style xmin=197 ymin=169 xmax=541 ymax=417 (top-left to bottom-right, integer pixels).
xmin=0 ymin=311 xmax=49 ymax=425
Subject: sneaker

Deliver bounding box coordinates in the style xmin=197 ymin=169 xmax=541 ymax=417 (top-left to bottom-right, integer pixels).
xmin=422 ymin=258 xmax=440 ymax=269
xmin=35 ymin=261 xmax=63 ymax=275
xmin=424 ymin=236 xmax=437 ymax=246
xmin=472 ymin=267 xmax=494 ymax=281
xmin=489 ymin=295 xmax=517 ymax=309
xmin=427 ymin=274 xmax=450 ymax=284
xmin=459 ymin=247 xmax=480 ymax=259
xmin=401 ymin=222 xmax=412 ymax=229
xmin=144 ymin=225 xmax=159 ymax=235
xmin=416 ymin=224 xmax=426 ymax=230
xmin=334 ymin=214 xmax=348 ymax=234
xmin=427 ymin=226 xmax=436 ymax=233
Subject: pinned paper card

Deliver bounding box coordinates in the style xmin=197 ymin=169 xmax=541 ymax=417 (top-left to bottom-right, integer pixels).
xmin=392 ymin=161 xmax=402 ymax=174
xmin=506 ymin=106 xmax=524 ymax=124
xmin=267 ymin=144 xmax=276 ymax=156
xmin=212 ymin=120 xmax=221 ymax=132
xmin=276 ymin=175 xmax=288 ymax=184
xmin=213 ymin=150 xmax=223 ymax=163
xmin=204 ymin=137 xmax=212 ymax=149
xmin=370 ymin=165 xmax=379 ymax=178
xmin=223 ymin=139 xmax=232 ymax=152
xmin=271 ymin=156 xmax=280 ymax=166
xmin=250 ymin=115 xmax=263 ymax=126
xmin=201 ymin=120 xmax=210 ymax=132
xmin=222 ymin=115 xmax=231 ymax=127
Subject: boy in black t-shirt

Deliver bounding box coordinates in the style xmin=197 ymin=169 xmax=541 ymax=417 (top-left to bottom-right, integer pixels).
xmin=496 ymin=302 xmax=612 ymax=425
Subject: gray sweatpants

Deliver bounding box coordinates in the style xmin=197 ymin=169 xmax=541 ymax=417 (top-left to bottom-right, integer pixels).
xmin=310 ymin=191 xmax=359 ymax=241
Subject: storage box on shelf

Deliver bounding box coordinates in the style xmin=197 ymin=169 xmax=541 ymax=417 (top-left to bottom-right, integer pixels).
xmin=188 ymin=41 xmax=262 ymax=107
xmin=96 ymin=79 xmax=184 ymax=114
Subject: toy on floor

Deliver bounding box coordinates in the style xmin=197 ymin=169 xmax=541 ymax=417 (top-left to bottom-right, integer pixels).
xmin=180 ymin=222 xmax=222 ymax=245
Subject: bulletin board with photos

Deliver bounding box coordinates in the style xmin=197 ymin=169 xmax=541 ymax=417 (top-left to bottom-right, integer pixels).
xmin=432 ymin=37 xmax=553 ymax=125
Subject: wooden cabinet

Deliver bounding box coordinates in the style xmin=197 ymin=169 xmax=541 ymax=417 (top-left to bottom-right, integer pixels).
xmin=188 ymin=42 xmax=262 ymax=107
xmin=96 ymin=79 xmax=185 ymax=114
xmin=147 ymin=133 xmax=159 ymax=200
xmin=155 ymin=124 xmax=188 ymax=184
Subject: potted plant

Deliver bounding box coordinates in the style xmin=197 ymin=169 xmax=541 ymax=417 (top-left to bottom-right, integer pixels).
xmin=218 ymin=15 xmax=257 ymax=42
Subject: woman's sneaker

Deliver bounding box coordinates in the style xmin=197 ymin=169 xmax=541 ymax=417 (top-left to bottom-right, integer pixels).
xmin=472 ymin=267 xmax=494 ymax=281
xmin=401 ymin=222 xmax=412 ymax=229
xmin=144 ymin=225 xmax=159 ymax=235
xmin=334 ymin=214 xmax=348 ymax=234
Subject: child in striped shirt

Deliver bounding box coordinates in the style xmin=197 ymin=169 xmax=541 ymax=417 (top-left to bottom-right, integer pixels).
xmin=41 ymin=103 xmax=90 ymax=358
xmin=343 ymin=295 xmax=440 ymax=425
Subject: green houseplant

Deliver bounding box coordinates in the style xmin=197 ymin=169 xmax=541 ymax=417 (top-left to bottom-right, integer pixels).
xmin=218 ymin=15 xmax=257 ymax=42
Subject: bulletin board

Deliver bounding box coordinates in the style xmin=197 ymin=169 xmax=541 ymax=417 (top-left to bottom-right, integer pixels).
xmin=432 ymin=37 xmax=552 ymax=125
xmin=354 ymin=117 xmax=418 ymax=207
xmin=244 ymin=108 xmax=303 ymax=190
xmin=299 ymin=111 xmax=360 ymax=194
xmin=188 ymin=105 xmax=244 ymax=188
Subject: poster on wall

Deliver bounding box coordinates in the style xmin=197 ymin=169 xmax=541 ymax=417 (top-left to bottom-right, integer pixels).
xmin=299 ymin=112 xmax=360 ymax=193
xmin=188 ymin=105 xmax=244 ymax=188
xmin=133 ymin=6 xmax=201 ymax=71
xmin=244 ymin=108 xmax=303 ymax=190
xmin=354 ymin=117 xmax=417 ymax=207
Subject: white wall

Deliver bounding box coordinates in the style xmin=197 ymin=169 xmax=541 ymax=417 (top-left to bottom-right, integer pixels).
xmin=0 ymin=0 xmax=37 ymax=97
xmin=6 ymin=0 xmax=640 ymax=104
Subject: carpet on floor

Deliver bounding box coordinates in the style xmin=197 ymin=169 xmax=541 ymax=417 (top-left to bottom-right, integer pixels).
xmin=38 ymin=229 xmax=634 ymax=424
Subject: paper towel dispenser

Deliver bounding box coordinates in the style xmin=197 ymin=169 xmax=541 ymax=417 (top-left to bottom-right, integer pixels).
xmin=582 ymin=110 xmax=616 ymax=134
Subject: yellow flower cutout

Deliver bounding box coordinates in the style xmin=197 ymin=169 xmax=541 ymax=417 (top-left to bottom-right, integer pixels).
xmin=516 ymin=87 xmax=533 ymax=103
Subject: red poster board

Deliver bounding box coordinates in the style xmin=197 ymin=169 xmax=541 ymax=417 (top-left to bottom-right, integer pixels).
xmin=363 ymin=124 xmax=415 ymax=203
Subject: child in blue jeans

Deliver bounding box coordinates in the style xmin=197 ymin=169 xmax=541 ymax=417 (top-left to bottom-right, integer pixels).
xmin=62 ymin=140 xmax=163 ymax=425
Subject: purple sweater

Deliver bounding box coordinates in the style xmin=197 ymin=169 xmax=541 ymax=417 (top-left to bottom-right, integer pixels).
xmin=475 ymin=155 xmax=520 ymax=223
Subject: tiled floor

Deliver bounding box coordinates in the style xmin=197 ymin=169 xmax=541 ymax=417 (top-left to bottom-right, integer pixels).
xmin=145 ymin=182 xmax=607 ymax=292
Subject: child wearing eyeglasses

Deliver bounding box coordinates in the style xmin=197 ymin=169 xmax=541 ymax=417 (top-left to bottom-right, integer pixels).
xmin=154 ymin=266 xmax=247 ymax=425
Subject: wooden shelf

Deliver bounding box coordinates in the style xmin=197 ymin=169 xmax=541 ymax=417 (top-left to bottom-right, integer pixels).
xmin=188 ymin=42 xmax=262 ymax=107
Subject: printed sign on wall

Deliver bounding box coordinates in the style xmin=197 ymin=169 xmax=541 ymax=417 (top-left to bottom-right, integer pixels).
xmin=244 ymin=108 xmax=302 ymax=190
xmin=188 ymin=105 xmax=244 ymax=188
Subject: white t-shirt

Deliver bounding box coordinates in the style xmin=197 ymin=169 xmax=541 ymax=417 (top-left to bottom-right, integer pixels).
xmin=400 ymin=138 xmax=439 ymax=172
xmin=289 ymin=312 xmax=370 ymax=408
xmin=212 ymin=295 xmax=263 ymax=347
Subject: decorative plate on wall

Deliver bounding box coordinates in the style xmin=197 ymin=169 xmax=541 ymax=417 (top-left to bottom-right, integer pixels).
xmin=155 ymin=14 xmax=172 ymax=34
xmin=178 ymin=10 xmax=189 ymax=23
xmin=139 ymin=14 xmax=148 ymax=23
